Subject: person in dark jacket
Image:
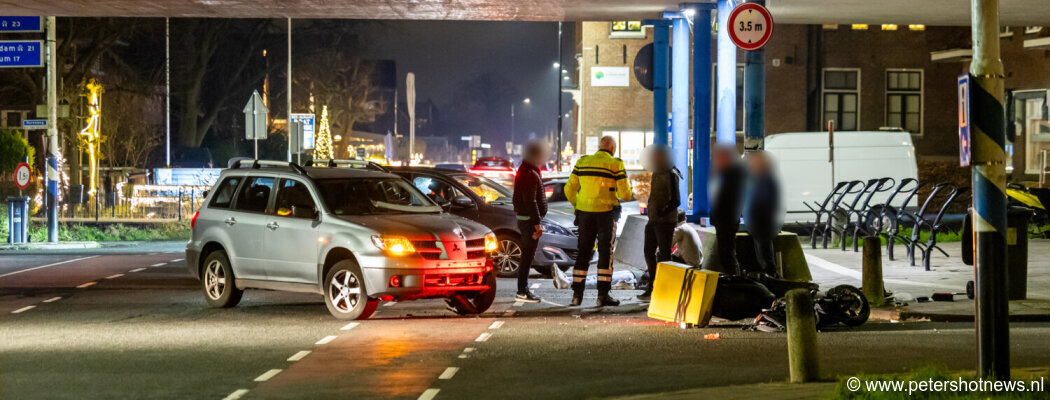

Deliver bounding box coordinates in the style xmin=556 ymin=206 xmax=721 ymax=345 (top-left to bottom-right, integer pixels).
xmin=512 ymin=140 xmax=550 ymax=302
xmin=639 ymin=145 xmax=680 ymax=301
xmin=743 ymin=150 xmax=782 ymax=276
xmin=710 ymin=144 xmax=747 ymax=275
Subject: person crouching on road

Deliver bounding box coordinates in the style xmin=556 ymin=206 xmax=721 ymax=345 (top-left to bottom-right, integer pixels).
xmin=565 ymin=136 xmax=633 ymax=307
xmin=512 ymin=139 xmax=550 ymax=303
xmin=671 ymin=210 xmax=702 ymax=268
xmin=638 ymin=145 xmax=680 ymax=302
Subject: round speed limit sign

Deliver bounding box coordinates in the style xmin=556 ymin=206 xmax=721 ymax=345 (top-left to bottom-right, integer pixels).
xmin=728 ymin=3 xmax=774 ymax=51
xmin=14 ymin=162 xmax=32 ymax=190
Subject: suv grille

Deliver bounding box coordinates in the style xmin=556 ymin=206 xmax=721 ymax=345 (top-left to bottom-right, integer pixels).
xmin=570 ymin=227 xmax=579 ymax=237
xmin=412 ymin=240 xmax=443 ymax=260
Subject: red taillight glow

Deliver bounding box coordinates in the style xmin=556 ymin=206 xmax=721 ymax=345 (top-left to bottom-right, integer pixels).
xmin=190 ymin=211 xmax=199 ymax=229
xmin=389 ymin=275 xmax=401 ymax=288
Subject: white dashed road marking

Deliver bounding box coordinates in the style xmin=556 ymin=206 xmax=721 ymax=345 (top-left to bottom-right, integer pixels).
xmin=384 ymin=301 xmax=397 ymax=307
xmin=43 ymin=296 xmax=62 ymax=303
xmin=463 ymin=347 xmax=475 ymax=353
xmin=129 ymin=268 xmax=146 ymax=273
xmin=0 ymin=256 xmax=97 ymax=278
xmin=475 ymin=332 xmax=492 ymax=342
xmin=12 ymin=305 xmax=35 ymax=314
xmin=105 ymin=274 xmax=124 ymax=279
xmin=170 ymin=258 xmax=183 ymax=262
xmin=438 ymin=367 xmax=459 ymax=380
xmin=287 ymin=351 xmax=311 ymax=362
xmin=503 ymin=310 xmax=515 ymax=317
xmin=418 ymin=388 xmax=440 ymax=400
xmin=488 ymin=321 xmax=504 ymax=329
xmin=340 ymin=322 xmax=360 ymax=331
xmin=151 ymin=263 xmax=165 ymax=267
xmin=76 ymin=282 xmax=96 ymax=289
xmin=531 ymin=283 xmax=540 ymax=289
xmin=222 ymin=389 xmax=249 ymax=400
xmin=254 ymin=369 xmax=282 ymax=382
xmin=315 ymin=335 xmax=338 ymax=345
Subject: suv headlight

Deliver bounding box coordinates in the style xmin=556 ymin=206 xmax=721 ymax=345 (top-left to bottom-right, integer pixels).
xmin=540 ymin=220 xmax=572 ymax=236
xmin=371 ymin=235 xmax=416 ymax=256
xmin=484 ymin=232 xmax=498 ymax=253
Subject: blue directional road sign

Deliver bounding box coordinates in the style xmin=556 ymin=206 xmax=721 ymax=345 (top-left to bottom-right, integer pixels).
xmin=0 ymin=40 xmax=44 ymax=68
xmin=0 ymin=16 xmax=42 ymax=32
xmin=958 ymin=74 xmax=971 ymax=167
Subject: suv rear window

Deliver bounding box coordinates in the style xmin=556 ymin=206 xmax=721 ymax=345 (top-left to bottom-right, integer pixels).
xmin=233 ymin=176 xmax=275 ymax=213
xmin=209 ymin=177 xmax=242 ymax=209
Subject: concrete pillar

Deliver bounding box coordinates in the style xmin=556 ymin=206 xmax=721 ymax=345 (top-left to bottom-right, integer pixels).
xmin=716 ymin=0 xmax=737 ymax=144
xmin=671 ymin=16 xmax=690 ymax=209
xmin=969 ymin=0 xmax=1010 ymax=381
xmin=861 ymin=236 xmax=885 ymax=307
xmin=786 ymin=288 xmax=819 ymax=383
xmin=743 ymin=0 xmax=766 ymax=151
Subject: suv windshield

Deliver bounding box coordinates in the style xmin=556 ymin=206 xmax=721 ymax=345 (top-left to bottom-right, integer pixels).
xmin=452 ymin=174 xmax=512 ymax=204
xmin=316 ymin=178 xmax=441 ymax=215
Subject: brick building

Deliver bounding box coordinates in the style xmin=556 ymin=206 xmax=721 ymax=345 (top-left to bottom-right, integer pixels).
xmin=573 ymin=21 xmax=1050 ymax=181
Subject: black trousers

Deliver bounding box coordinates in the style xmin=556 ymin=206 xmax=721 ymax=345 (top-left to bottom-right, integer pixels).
xmin=750 ymin=230 xmax=778 ymax=276
xmin=572 ymin=210 xmax=615 ymax=295
xmin=715 ymin=222 xmax=741 ymax=275
xmin=643 ymin=221 xmax=675 ymax=292
xmin=516 ymin=221 xmax=540 ymax=293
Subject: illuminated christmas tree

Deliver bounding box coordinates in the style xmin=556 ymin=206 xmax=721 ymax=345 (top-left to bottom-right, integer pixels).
xmin=314 ymin=105 xmax=334 ymax=159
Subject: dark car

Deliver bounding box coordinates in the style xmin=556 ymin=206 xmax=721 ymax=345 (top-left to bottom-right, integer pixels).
xmin=390 ymin=167 xmax=588 ymax=278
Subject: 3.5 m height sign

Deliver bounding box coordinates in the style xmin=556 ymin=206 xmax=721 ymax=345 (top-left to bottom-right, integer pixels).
xmin=728 ymin=3 xmax=774 ymax=51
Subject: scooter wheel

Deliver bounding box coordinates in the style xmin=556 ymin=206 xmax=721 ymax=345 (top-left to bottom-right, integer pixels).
xmin=827 ymin=285 xmax=870 ymax=327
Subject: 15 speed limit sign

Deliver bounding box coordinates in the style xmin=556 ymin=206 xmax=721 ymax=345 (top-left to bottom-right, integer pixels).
xmin=728 ymin=3 xmax=774 ymax=51
xmin=14 ymin=162 xmax=31 ymax=190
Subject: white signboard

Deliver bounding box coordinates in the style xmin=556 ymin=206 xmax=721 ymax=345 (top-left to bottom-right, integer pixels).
xmin=290 ymin=113 xmax=316 ymax=149
xmin=591 ymin=66 xmax=630 ymax=87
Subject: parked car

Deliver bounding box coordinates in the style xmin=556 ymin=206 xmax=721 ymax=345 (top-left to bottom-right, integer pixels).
xmin=764 ymin=130 xmax=920 ymax=225
xmin=544 ymin=177 xmax=640 ymax=237
xmin=468 ymin=157 xmax=516 ymax=185
xmin=434 ymin=163 xmax=467 ymax=171
xmin=186 ymin=160 xmax=498 ymax=320
xmin=389 ymin=166 xmax=588 ymax=277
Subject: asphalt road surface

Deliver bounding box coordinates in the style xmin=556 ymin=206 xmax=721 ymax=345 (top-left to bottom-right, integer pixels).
xmin=2 ymin=246 xmax=1049 ymax=399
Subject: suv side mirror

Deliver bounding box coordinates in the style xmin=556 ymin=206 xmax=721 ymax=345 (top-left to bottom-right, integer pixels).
xmin=291 ymin=205 xmax=318 ymax=219
xmin=451 ymin=195 xmax=476 ymax=209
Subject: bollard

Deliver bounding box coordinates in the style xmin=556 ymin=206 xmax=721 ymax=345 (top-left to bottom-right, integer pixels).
xmin=862 ymin=236 xmax=886 ymax=307
xmin=786 ymin=288 xmax=819 ymax=383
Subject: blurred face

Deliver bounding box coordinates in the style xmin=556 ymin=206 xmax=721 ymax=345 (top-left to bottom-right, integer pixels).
xmin=748 ymin=153 xmax=770 ymax=175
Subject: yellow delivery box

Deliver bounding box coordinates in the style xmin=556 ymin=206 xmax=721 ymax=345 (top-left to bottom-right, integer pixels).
xmin=647 ymin=262 xmax=719 ymax=327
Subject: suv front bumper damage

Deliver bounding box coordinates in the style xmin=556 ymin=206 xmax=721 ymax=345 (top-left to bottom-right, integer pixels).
xmin=362 ymin=258 xmax=494 ymax=301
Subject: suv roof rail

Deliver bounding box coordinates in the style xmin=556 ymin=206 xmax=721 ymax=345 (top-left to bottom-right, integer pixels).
xmin=230 ymin=159 xmax=308 ymax=175
xmin=305 ymin=158 xmax=388 ymax=172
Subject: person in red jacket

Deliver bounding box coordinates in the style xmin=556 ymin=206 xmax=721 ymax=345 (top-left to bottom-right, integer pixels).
xmin=512 ymin=140 xmax=550 ymax=302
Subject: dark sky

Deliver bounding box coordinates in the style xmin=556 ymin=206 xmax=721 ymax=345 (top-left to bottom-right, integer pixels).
xmin=355 ymin=20 xmax=573 ymax=147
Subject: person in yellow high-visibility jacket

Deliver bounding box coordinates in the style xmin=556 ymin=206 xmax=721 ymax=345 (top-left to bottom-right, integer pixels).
xmin=564 ymin=135 xmax=632 ymax=307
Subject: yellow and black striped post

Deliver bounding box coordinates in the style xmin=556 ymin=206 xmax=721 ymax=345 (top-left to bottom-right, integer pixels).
xmin=969 ymin=0 xmax=1010 ymax=381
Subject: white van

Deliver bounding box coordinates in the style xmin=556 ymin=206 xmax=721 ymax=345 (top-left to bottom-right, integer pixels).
xmin=764 ymin=130 xmax=919 ymax=225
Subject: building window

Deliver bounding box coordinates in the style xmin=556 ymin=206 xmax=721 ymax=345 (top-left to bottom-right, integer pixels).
xmin=822 ymin=69 xmax=861 ymax=131
xmin=886 ymin=69 xmax=923 ymax=134
xmin=610 ymin=21 xmax=645 ymax=39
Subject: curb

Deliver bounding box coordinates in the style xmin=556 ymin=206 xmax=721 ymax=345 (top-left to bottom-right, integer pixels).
xmin=868 ymin=307 xmax=1050 ymax=323
xmin=0 ymin=241 xmax=101 ymax=251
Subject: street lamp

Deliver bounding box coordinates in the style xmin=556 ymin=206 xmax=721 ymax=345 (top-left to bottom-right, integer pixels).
xmin=510 ymin=98 xmax=531 ymax=152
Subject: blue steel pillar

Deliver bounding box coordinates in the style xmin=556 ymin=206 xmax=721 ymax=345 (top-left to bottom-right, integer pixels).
xmin=686 ymin=2 xmax=716 ymax=219
xmin=669 ymin=15 xmax=690 ymax=209
xmin=970 ymin=0 xmax=1009 ymax=380
xmin=646 ymin=20 xmax=672 ymax=146
xmin=716 ymin=0 xmax=738 ymax=144
xmin=743 ymin=0 xmax=766 ymax=151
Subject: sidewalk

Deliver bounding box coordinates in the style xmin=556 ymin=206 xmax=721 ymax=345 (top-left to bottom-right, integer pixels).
xmin=0 ymin=240 xmax=184 ymax=254
xmin=804 ymin=238 xmax=1050 ymax=321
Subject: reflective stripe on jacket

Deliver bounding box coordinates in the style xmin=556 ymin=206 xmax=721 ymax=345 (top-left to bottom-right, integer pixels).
xmin=565 ymin=150 xmax=632 ymax=212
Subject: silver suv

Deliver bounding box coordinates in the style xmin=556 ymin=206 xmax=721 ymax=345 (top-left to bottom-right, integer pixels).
xmin=186 ymin=160 xmax=498 ymax=320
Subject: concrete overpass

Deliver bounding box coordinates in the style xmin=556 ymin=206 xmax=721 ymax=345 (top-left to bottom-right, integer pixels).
xmin=5 ymin=0 xmax=1050 ymax=25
